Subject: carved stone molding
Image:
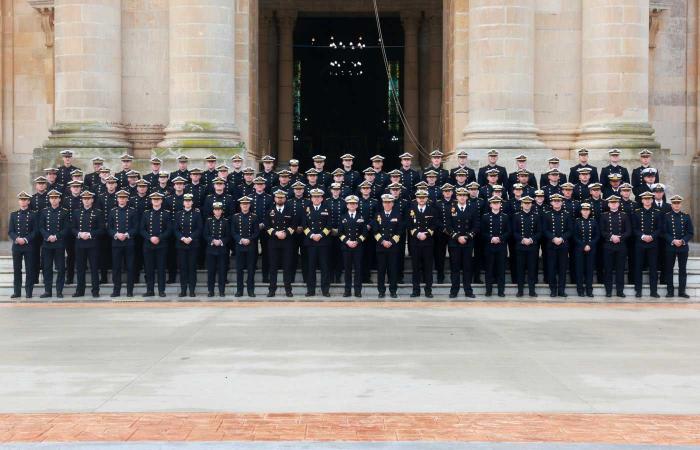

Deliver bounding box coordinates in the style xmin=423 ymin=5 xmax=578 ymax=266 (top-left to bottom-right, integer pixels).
xmin=649 ymin=7 xmax=666 ymax=49
xmin=28 ymin=0 xmax=54 ymax=47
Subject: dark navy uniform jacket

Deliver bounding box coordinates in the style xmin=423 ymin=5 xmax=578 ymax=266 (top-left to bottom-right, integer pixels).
xmin=108 ymin=205 xmax=138 ymax=248
xmin=9 ymin=209 xmax=37 ymax=252
xmin=40 ymin=206 xmax=70 ymax=249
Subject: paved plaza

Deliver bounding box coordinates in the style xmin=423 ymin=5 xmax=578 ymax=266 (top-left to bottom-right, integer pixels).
xmin=0 ymin=302 xmax=699 ymax=447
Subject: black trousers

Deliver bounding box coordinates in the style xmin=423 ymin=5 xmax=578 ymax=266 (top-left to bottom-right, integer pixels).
xmin=143 ymin=246 xmax=167 ymax=294
xmin=76 ymin=246 xmax=100 ymax=295
xmin=517 ymin=248 xmax=538 ymax=293
xmin=634 ymin=245 xmax=658 ymax=294
xmin=362 ymin=236 xmax=376 ymax=281
xmin=411 ymin=244 xmax=433 ymax=293
xmin=472 ymin=238 xmax=484 ymax=282
xmin=546 ymin=245 xmax=568 ymax=294
xmin=167 ymin=238 xmax=177 ymax=282
xmin=260 ymin=234 xmax=270 ymax=281
xmin=12 ymin=250 xmax=33 ymax=296
xmin=574 ymin=247 xmax=595 ymax=294
xmin=665 ymin=250 xmax=689 ymax=294
xmin=32 ymin=240 xmax=42 ymax=284
xmin=307 ymin=245 xmax=330 ymax=293
xmin=290 ymin=234 xmax=305 ymax=283
xmin=508 ymin=238 xmax=517 ymax=284
xmin=235 ymin=247 xmax=257 ymax=292
xmin=177 ymin=247 xmax=198 ymax=294
xmin=65 ymin=235 xmax=76 ymax=283
xmin=268 ymin=243 xmax=293 ymax=292
xmin=342 ymin=247 xmax=363 ymax=293
xmin=133 ymin=236 xmax=144 ymax=281
xmin=376 ymin=248 xmax=398 ymax=294
xmin=42 ymin=247 xmax=65 ymax=294
xmin=449 ymin=244 xmax=473 ymax=295
xmin=604 ymin=246 xmax=626 ymax=295
xmin=206 ymin=252 xmax=227 ymax=295
xmin=99 ymin=236 xmax=111 ymax=280
xmin=112 ymin=245 xmax=135 ymax=294
xmin=331 ymin=235 xmax=344 ymax=279
xmin=484 ymin=246 xmax=506 ymax=294
xmin=433 ymin=232 xmax=449 ymax=280
xmin=397 ymin=232 xmax=407 ymax=280
xmin=626 ymin=237 xmax=635 ymax=284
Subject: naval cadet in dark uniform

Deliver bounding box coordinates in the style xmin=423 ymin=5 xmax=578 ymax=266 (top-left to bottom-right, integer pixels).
xmin=252 ymin=177 xmax=274 ymax=282
xmin=62 ymin=180 xmax=83 ymax=284
xmin=450 ymin=150 xmax=477 ymax=185
xmin=265 ymin=189 xmax=297 ymax=297
xmin=326 ymin=183 xmax=347 ymax=282
xmin=231 ymin=196 xmax=260 ymax=297
xmin=56 ymin=150 xmax=80 ymax=188
xmin=39 ymin=190 xmax=69 ymax=298
xmin=446 ymin=188 xmax=479 ymax=298
xmin=600 ymin=148 xmax=630 ymax=190
xmin=303 ymin=188 xmax=333 ymax=297
xmin=9 ymin=192 xmax=37 ymax=298
xmin=399 ymin=152 xmax=421 ymax=194
xmin=573 ymin=202 xmax=599 ymax=297
xmin=477 ymin=149 xmax=508 ymax=187
xmin=174 ymin=193 xmax=202 ymax=297
xmin=481 ymin=196 xmax=509 ymax=297
xmin=30 ymin=176 xmax=50 ymax=284
xmin=600 ymin=195 xmax=631 ymax=297
xmin=512 ymin=196 xmax=541 ymax=297
xmin=663 ymin=195 xmax=694 ymax=298
xmin=203 ymin=202 xmax=229 ymax=297
xmin=632 ymin=191 xmax=662 ymax=298
xmin=340 ymin=154 xmax=362 ymax=191
xmin=140 ymin=192 xmax=171 ymax=297
xmin=372 ymin=194 xmax=404 ymax=298
xmin=408 ymin=190 xmax=436 ymax=298
xmin=72 ymin=190 xmax=103 ymax=298
xmin=338 ymin=195 xmax=366 ymax=297
xmin=542 ymin=194 xmax=572 ymax=298
xmin=568 ymin=148 xmax=599 ymax=184
xmin=108 ymin=190 xmax=138 ymax=297
xmin=435 ymin=183 xmax=456 ymax=284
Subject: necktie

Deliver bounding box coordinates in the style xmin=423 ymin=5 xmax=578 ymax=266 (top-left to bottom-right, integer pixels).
xmin=350 ymin=213 xmax=355 ymax=220
xmin=460 ymin=207 xmax=465 ymax=212
xmin=278 ymin=208 xmax=282 ymax=213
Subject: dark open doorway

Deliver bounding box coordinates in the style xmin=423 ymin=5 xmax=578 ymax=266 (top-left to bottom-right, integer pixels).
xmin=292 ymin=16 xmax=404 ymax=170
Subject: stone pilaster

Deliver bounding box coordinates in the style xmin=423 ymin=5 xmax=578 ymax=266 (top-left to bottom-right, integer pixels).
xmin=277 ymin=10 xmax=296 ymax=163
xmin=425 ymin=11 xmax=442 ymax=154
xmin=576 ymin=0 xmax=659 ymax=161
xmin=157 ymin=0 xmax=242 ymax=160
xmin=457 ymin=0 xmax=548 ymax=165
xmin=401 ymin=11 xmax=421 ymax=154
xmin=43 ymin=0 xmax=130 ymax=165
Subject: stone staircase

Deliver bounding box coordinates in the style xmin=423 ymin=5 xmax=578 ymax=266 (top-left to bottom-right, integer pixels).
xmin=0 ymin=255 xmax=697 ymax=301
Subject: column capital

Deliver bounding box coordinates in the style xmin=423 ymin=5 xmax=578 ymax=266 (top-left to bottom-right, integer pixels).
xmin=400 ymin=11 xmax=421 ymax=32
xmin=276 ymin=10 xmax=297 ymax=30
xmin=28 ymin=0 xmax=54 ymax=47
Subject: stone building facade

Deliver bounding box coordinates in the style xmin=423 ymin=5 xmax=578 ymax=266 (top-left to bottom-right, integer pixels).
xmin=0 ymin=0 xmax=699 ymax=236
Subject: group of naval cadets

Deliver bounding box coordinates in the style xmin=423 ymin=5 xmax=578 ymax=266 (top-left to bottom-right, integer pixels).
xmin=7 ymin=147 xmax=695 ymax=300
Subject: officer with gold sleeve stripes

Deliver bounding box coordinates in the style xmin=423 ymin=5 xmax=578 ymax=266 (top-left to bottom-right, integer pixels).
xmin=371 ymin=194 xmax=404 ymax=298
xmin=302 ymin=188 xmax=332 ymax=297
xmin=408 ymin=190 xmax=436 ymax=298
xmin=339 ymin=195 xmax=366 ymax=298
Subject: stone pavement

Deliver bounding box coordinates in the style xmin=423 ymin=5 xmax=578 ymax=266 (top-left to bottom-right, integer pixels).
xmin=0 ymin=302 xmax=699 ymax=446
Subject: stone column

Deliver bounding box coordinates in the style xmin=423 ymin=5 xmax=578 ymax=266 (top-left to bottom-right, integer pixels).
xmin=425 ymin=11 xmax=442 ymax=153
xmin=122 ymin=0 xmax=169 ymax=159
xmin=258 ymin=11 xmax=273 ymax=157
xmin=277 ymin=10 xmax=296 ymax=163
xmin=457 ymin=0 xmax=547 ymax=163
xmin=158 ymin=0 xmax=241 ymax=159
xmin=45 ymin=0 xmax=131 ymax=158
xmin=576 ymin=0 xmax=659 ymax=159
xmin=401 ymin=11 xmax=421 ymax=154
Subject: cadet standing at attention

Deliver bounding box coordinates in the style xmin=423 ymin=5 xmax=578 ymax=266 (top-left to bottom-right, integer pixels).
xmin=39 ymin=190 xmax=69 ymax=298
xmin=9 ymin=192 xmax=37 ymax=298
xmin=231 ymin=196 xmax=260 ymax=297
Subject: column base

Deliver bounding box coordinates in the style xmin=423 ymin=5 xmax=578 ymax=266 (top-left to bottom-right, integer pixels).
xmin=456 ymin=122 xmax=552 ymax=169
xmin=127 ymin=125 xmax=165 ymax=159
xmin=36 ymin=121 xmax=133 ymax=180
xmin=157 ymin=121 xmax=245 ymax=161
xmin=574 ymin=122 xmax=660 ymax=156
xmin=692 ymin=157 xmax=700 ymax=238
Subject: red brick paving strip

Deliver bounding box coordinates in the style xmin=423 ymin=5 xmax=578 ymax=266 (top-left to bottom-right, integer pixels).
xmin=0 ymin=413 xmax=699 ymax=444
